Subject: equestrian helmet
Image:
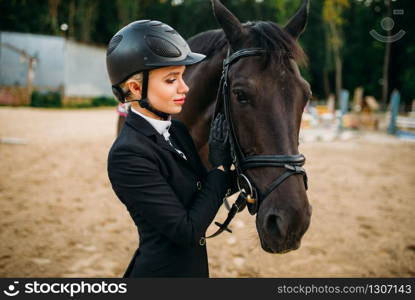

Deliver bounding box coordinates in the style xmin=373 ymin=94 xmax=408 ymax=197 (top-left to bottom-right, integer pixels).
xmin=106 ymin=20 xmax=206 ymax=87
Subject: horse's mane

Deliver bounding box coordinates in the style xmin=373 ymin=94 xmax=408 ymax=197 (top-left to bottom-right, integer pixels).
xmin=187 ymin=21 xmax=307 ymax=67
xmin=187 ymin=29 xmax=227 ymax=58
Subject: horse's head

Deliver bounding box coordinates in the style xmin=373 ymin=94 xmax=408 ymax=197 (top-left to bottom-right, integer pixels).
xmin=212 ymin=0 xmax=312 ymax=253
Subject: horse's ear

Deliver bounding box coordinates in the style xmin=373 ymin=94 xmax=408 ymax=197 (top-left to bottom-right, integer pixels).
xmin=211 ymin=0 xmax=245 ymax=48
xmin=284 ymin=0 xmax=310 ymax=39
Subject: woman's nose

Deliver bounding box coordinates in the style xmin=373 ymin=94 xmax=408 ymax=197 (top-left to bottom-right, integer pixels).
xmin=178 ymin=78 xmax=189 ymax=94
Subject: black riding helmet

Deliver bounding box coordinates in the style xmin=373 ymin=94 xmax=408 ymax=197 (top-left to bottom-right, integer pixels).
xmin=106 ymin=20 xmax=206 ymax=119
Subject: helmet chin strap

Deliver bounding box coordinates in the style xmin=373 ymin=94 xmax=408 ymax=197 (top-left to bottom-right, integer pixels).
xmin=125 ymin=70 xmax=170 ymax=120
xmin=137 ymin=100 xmax=170 ymax=120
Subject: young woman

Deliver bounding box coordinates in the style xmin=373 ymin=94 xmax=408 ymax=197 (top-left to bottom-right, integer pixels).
xmin=106 ymin=20 xmax=234 ymax=277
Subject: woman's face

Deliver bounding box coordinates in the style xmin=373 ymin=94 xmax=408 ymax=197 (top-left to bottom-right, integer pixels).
xmin=147 ymin=65 xmax=189 ymax=115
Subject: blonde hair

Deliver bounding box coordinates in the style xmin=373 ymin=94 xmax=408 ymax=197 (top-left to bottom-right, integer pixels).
xmin=120 ymin=72 xmax=143 ymax=101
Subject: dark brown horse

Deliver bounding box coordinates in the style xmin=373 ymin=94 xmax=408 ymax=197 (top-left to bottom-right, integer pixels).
xmin=177 ymin=0 xmax=312 ymax=254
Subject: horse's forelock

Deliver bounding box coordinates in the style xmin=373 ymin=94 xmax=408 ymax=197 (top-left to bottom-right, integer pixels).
xmin=247 ymin=21 xmax=307 ymax=68
xmin=187 ymin=21 xmax=306 ymax=68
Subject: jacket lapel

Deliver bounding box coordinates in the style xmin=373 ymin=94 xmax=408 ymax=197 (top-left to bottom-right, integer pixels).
xmin=170 ymin=124 xmax=201 ymax=175
xmin=155 ymin=134 xmax=187 ymax=160
xmin=125 ymin=108 xmax=159 ymax=138
xmin=125 ymin=109 xmax=193 ymax=163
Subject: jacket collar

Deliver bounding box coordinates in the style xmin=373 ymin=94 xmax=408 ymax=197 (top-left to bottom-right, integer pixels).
xmin=125 ymin=107 xmax=159 ymax=138
xmin=130 ymin=107 xmax=172 ymax=140
xmin=125 ymin=109 xmax=201 ymax=175
xmin=125 ymin=108 xmax=188 ymax=160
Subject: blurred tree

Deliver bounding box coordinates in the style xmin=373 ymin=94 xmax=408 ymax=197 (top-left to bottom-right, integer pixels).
xmin=77 ymin=0 xmax=98 ymax=43
xmin=92 ymin=0 xmax=119 ymax=44
xmin=392 ymin=0 xmax=415 ymax=109
xmin=342 ymin=0 xmax=383 ymax=100
xmin=381 ymin=0 xmax=391 ymax=108
xmin=116 ymin=0 xmax=141 ymax=28
xmin=68 ymin=0 xmax=76 ymax=38
xmin=0 ymin=0 xmax=50 ymax=34
xmin=48 ymin=0 xmax=60 ymax=35
xmin=299 ymin=0 xmax=327 ymax=99
xmin=323 ymin=0 xmax=350 ymax=104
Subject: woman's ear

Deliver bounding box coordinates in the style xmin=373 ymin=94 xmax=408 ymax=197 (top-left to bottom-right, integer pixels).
xmin=127 ymin=80 xmax=142 ymax=99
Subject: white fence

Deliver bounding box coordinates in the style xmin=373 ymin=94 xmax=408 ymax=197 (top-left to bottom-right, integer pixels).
xmin=0 ymin=31 xmax=112 ymax=98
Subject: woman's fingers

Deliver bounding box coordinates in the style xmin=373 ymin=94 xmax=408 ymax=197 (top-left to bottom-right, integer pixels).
xmin=211 ymin=113 xmax=231 ymax=142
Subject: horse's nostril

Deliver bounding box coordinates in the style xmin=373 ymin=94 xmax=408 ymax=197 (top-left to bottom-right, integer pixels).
xmin=265 ymin=214 xmax=288 ymax=239
xmin=265 ymin=214 xmax=278 ymax=236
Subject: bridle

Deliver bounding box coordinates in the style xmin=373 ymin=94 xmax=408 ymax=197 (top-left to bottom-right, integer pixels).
xmin=200 ymin=47 xmax=308 ymax=245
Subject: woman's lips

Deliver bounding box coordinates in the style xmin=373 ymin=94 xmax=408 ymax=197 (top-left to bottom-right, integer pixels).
xmin=174 ymin=98 xmax=186 ymax=104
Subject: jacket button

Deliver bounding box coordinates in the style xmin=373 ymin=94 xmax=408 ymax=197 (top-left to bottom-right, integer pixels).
xmin=197 ymin=181 xmax=202 ymax=190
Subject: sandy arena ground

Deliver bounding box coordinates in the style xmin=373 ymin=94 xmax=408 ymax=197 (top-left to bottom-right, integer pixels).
xmin=0 ymin=107 xmax=414 ymax=277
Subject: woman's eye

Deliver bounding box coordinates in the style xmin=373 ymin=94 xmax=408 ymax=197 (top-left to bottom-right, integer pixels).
xmin=233 ymin=90 xmax=249 ymax=104
xmin=166 ymin=78 xmax=176 ymax=84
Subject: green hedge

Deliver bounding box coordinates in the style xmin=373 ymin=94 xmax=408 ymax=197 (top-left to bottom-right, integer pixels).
xmin=31 ymin=90 xmax=62 ymax=107
xmin=91 ymin=96 xmax=117 ymax=107
xmin=30 ymin=91 xmax=117 ymax=108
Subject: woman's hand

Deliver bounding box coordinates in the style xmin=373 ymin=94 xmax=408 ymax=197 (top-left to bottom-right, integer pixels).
xmin=208 ymin=113 xmax=232 ymax=170
xmin=216 ymin=165 xmax=236 ymax=172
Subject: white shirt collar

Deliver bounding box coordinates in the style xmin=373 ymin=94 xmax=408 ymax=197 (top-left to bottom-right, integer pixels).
xmin=131 ymin=107 xmax=171 ymax=141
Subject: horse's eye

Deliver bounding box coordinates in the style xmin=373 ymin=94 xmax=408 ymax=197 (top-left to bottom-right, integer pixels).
xmin=233 ymin=90 xmax=249 ymax=104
